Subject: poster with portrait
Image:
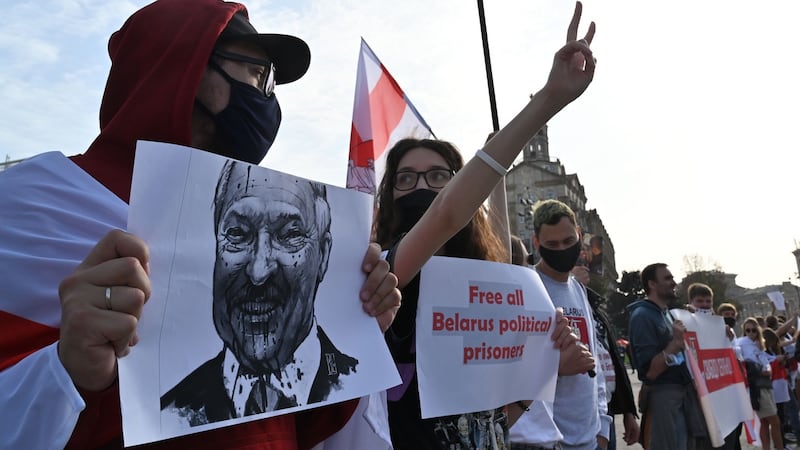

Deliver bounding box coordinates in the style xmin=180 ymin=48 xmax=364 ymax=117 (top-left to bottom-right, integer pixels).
xmin=119 ymin=141 xmax=400 ymax=446
xmin=415 ymin=257 xmax=559 ymax=418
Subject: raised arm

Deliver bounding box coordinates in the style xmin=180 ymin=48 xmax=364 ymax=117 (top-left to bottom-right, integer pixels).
xmin=484 ymin=131 xmax=512 ymax=261
xmin=393 ymin=2 xmax=596 ymax=287
xmin=776 ymin=312 xmax=799 ymax=338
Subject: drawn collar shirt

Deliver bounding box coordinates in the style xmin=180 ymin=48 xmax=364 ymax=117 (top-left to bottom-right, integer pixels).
xmin=224 ymin=319 xmax=321 ymax=415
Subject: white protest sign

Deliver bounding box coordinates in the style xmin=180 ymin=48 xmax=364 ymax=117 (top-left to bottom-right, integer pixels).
xmin=766 ymin=291 xmax=786 ymax=311
xmin=119 ymin=141 xmax=400 ymax=446
xmin=416 ymin=257 xmax=558 ymax=418
xmin=672 ymin=309 xmax=753 ymax=447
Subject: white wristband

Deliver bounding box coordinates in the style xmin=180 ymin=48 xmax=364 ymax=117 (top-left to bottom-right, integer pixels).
xmin=475 ymin=149 xmax=507 ymax=176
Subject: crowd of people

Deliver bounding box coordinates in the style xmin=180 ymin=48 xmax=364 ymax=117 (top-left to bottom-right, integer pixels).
xmin=5 ymin=1 xmax=791 ymax=450
xmin=627 ymin=263 xmax=800 ymax=450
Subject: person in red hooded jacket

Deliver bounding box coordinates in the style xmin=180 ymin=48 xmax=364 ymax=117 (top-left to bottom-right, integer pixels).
xmin=0 ymin=1 xmax=400 ymax=448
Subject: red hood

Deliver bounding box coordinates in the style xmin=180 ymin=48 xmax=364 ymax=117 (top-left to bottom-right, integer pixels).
xmin=70 ymin=0 xmax=246 ymax=202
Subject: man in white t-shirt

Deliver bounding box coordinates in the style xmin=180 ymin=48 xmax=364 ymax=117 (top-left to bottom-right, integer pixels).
xmin=509 ymin=200 xmax=610 ymax=450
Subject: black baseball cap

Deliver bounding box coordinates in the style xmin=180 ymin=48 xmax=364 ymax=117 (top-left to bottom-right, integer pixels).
xmin=218 ymin=12 xmax=310 ymax=85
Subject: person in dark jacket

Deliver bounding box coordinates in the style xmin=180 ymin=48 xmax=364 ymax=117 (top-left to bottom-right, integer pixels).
xmin=588 ymin=288 xmax=640 ymax=449
xmin=627 ymin=263 xmax=707 ymax=450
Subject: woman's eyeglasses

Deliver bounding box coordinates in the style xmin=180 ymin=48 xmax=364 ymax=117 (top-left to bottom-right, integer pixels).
xmin=744 ymin=328 xmax=758 ymax=334
xmin=393 ymin=169 xmax=454 ymax=191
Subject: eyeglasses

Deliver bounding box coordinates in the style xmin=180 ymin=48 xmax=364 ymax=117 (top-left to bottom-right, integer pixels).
xmin=744 ymin=328 xmax=758 ymax=334
xmin=393 ymin=169 xmax=454 ymax=191
xmin=213 ymin=49 xmax=276 ymax=97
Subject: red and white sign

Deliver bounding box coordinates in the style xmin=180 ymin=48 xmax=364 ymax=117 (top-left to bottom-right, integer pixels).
xmin=671 ymin=309 xmax=755 ymax=447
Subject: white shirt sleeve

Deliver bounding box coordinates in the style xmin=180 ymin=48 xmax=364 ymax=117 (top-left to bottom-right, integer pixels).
xmin=312 ymin=392 xmax=392 ymax=450
xmin=0 ymin=342 xmax=84 ymax=448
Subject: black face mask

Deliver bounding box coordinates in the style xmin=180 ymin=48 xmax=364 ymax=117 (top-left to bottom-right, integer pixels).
xmin=196 ymin=60 xmax=281 ymax=164
xmin=538 ymin=241 xmax=581 ymax=273
xmin=394 ymin=189 xmax=438 ymax=236
xmin=393 ymin=189 xmax=472 ymax=256
xmin=724 ymin=317 xmax=737 ymax=328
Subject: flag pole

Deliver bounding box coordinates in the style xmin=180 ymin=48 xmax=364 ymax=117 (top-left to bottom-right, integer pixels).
xmin=477 ymin=0 xmax=499 ymax=132
xmin=477 ymin=0 xmax=511 ymax=262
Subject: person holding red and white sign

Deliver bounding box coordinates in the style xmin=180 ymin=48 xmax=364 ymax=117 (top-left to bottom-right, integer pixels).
xmin=628 ymin=263 xmax=707 ymax=450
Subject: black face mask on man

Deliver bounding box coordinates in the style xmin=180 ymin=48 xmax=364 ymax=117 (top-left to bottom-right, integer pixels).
xmin=196 ymin=60 xmax=281 ymax=164
xmin=537 ymin=240 xmax=582 ymax=273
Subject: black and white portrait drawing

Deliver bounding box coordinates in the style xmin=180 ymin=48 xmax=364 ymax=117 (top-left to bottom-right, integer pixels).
xmin=160 ymin=161 xmax=359 ymax=425
xmin=119 ymin=142 xmax=400 ymax=446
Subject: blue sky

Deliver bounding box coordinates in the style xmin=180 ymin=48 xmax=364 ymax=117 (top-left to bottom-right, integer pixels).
xmin=2 ymin=0 xmax=799 ymax=290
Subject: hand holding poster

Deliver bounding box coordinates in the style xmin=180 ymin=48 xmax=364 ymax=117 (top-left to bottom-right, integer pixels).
xmin=119 ymin=142 xmax=400 ymax=446
xmin=415 ymin=257 xmax=558 ymax=419
xmin=670 ymin=309 xmax=753 ymax=447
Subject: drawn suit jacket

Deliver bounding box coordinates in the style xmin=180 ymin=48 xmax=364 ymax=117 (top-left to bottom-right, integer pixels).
xmin=160 ymin=326 xmax=358 ymax=426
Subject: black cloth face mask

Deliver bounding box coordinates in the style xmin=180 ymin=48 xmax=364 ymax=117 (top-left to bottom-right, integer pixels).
xmin=393 ymin=188 xmax=471 ymax=256
xmin=394 ymin=188 xmax=438 ymax=236
xmin=537 ymin=240 xmax=582 ymax=273
xmin=196 ymin=60 xmax=281 ymax=164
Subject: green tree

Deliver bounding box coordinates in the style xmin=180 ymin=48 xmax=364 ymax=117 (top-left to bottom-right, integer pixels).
xmin=606 ymin=270 xmax=644 ymax=339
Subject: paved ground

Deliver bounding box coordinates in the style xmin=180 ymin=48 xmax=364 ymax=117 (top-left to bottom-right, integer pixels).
xmin=614 ymin=368 xmax=761 ymax=450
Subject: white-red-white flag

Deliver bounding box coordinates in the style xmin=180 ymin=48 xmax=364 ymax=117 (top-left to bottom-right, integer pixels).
xmin=347 ymin=38 xmax=434 ymax=195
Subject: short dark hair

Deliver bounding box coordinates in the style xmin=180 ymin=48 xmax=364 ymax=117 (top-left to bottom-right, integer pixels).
xmin=687 ymin=283 xmax=713 ymax=300
xmin=641 ymin=263 xmax=667 ymax=295
xmin=532 ymin=200 xmax=576 ymax=236
xmin=766 ymin=315 xmax=779 ymax=330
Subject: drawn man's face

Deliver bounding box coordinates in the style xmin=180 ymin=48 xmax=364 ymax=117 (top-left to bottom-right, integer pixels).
xmin=213 ymin=163 xmax=331 ymax=374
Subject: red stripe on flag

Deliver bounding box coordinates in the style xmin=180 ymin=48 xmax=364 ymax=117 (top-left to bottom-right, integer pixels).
xmin=695 ymin=348 xmax=746 ymax=393
xmin=349 ymin=122 xmax=374 ymax=166
xmin=347 ymin=39 xmax=433 ymax=194
xmin=0 ymin=310 xmax=59 ymax=371
xmin=367 ymin=71 xmax=408 ymax=162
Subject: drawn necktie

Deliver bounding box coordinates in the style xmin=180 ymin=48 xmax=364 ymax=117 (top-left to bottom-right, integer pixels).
xmin=244 ymin=377 xmax=279 ymax=415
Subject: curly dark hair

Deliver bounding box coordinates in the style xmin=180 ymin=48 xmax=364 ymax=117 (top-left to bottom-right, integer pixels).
xmin=374 ymin=138 xmax=507 ymax=262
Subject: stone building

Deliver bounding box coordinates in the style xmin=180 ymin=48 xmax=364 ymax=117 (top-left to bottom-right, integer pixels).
xmin=504 ymin=124 xmax=618 ymax=286
xmin=706 ymin=270 xmax=800 ymax=322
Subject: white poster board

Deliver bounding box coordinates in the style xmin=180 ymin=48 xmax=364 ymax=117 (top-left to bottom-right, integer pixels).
xmin=416 ymin=257 xmax=558 ymax=418
xmin=672 ymin=309 xmax=753 ymax=447
xmin=766 ymin=291 xmax=786 ymax=311
xmin=119 ymin=141 xmax=400 ymax=446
